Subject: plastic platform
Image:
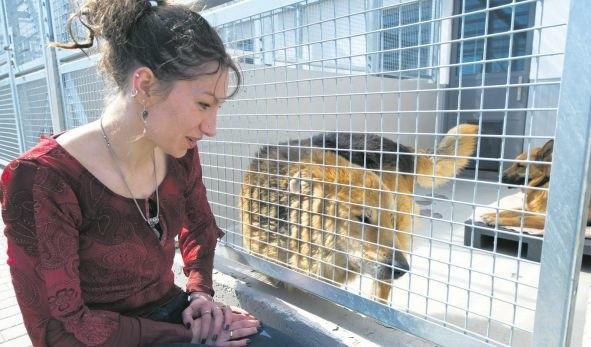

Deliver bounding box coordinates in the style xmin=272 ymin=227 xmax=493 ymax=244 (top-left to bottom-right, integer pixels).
xmin=464 ymin=220 xmax=543 ymax=261
xmin=464 ymin=220 xmax=591 ymax=262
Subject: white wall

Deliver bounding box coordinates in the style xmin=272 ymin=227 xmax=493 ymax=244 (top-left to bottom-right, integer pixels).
xmin=531 ymin=0 xmax=570 ymax=80
xmin=525 ymin=0 xmax=570 ymax=146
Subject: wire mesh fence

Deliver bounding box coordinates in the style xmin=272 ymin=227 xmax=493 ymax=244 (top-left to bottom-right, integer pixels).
xmin=0 ymin=0 xmax=588 ymax=346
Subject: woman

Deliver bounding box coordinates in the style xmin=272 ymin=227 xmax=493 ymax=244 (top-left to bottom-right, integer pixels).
xmin=1 ymin=1 xmax=296 ymax=346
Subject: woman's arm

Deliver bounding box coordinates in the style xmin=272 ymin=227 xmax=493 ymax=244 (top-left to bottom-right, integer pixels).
xmin=178 ymin=149 xmax=224 ymax=295
xmin=178 ymin=149 xmax=236 ymax=343
xmin=1 ymin=160 xmax=193 ymax=346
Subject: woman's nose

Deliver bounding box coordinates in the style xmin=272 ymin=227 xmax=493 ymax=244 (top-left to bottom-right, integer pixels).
xmin=201 ymin=114 xmax=217 ymax=137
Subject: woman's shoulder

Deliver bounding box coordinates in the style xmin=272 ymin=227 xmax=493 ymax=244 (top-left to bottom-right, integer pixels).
xmin=5 ymin=135 xmax=64 ymax=168
xmin=2 ymin=133 xmax=84 ymax=186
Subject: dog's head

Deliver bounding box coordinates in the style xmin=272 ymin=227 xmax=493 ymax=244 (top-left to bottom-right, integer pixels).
xmin=502 ymin=139 xmax=553 ymax=187
xmin=288 ymin=151 xmax=410 ymax=283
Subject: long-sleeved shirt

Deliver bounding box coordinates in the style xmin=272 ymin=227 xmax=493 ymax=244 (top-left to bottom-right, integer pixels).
xmin=0 ymin=135 xmax=224 ymax=346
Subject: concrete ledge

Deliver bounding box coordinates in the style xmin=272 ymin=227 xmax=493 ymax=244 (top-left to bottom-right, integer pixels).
xmin=173 ymin=245 xmax=436 ymax=347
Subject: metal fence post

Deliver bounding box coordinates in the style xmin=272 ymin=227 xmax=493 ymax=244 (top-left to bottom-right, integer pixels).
xmin=38 ymin=0 xmax=65 ymax=134
xmin=533 ymin=0 xmax=591 ymax=345
xmin=0 ymin=0 xmax=25 ymax=154
xmin=365 ymin=0 xmax=383 ymax=74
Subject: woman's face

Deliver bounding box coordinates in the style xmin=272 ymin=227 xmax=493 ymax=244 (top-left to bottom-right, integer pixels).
xmin=147 ymin=64 xmax=229 ymax=158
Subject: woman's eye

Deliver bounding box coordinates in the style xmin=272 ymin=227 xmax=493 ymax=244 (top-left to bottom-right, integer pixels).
xmin=198 ymin=102 xmax=210 ymax=110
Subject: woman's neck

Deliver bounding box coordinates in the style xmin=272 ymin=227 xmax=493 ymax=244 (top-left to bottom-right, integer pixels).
xmin=99 ymin=97 xmax=156 ymax=172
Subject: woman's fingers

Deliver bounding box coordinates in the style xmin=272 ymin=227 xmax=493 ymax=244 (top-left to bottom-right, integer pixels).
xmin=209 ymin=304 xmax=225 ymax=343
xmin=228 ymin=326 xmax=259 ymax=340
xmin=225 ymin=318 xmax=260 ymax=343
xmin=229 ymin=305 xmax=256 ymax=319
xmin=198 ymin=307 xmax=213 ymax=343
xmin=222 ymin=305 xmax=233 ymax=331
xmin=231 ymin=318 xmax=260 ymax=331
xmin=183 ymin=302 xmax=260 ymax=346
xmin=181 ymin=301 xmax=213 ymax=343
xmin=189 ymin=318 xmax=202 ymax=344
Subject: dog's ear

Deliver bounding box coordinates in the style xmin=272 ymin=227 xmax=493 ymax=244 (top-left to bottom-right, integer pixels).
xmin=538 ymin=139 xmax=554 ymax=161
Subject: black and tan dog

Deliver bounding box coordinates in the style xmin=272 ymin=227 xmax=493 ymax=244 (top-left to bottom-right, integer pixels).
xmin=481 ymin=139 xmax=591 ymax=229
xmin=240 ymin=124 xmax=478 ymax=302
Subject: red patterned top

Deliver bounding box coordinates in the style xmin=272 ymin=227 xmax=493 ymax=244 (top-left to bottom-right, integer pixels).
xmin=0 ymin=135 xmax=223 ymax=346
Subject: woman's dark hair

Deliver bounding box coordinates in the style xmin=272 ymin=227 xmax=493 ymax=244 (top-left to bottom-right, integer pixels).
xmin=51 ymin=0 xmax=241 ymax=97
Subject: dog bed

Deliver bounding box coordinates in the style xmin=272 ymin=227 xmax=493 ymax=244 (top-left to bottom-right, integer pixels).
xmin=464 ymin=192 xmax=591 ymax=262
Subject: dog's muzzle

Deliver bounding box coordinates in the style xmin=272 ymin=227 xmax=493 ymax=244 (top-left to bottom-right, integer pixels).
xmin=502 ymin=174 xmax=526 ymax=188
xmin=375 ymin=252 xmax=409 ymax=280
xmin=393 ymin=251 xmax=410 ymax=279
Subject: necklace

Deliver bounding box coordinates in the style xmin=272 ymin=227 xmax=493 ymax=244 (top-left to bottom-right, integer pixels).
xmin=99 ymin=117 xmax=161 ymax=237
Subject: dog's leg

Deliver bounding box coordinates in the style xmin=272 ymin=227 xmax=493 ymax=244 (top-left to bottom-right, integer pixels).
xmin=375 ymin=280 xmax=392 ymax=304
xmin=481 ymin=209 xmax=546 ymax=229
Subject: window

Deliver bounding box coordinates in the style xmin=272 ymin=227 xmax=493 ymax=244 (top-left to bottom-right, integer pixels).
xmin=218 ymin=20 xmax=255 ymax=65
xmin=457 ymin=0 xmax=533 ymax=75
xmin=382 ymin=0 xmax=434 ymax=78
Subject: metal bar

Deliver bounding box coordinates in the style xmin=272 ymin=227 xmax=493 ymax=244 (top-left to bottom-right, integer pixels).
xmin=39 ymin=0 xmax=65 ymax=133
xmin=0 ymin=0 xmax=24 ymax=154
xmin=532 ymin=0 xmax=591 ymax=345
xmin=203 ymin=0 xmax=303 ymax=26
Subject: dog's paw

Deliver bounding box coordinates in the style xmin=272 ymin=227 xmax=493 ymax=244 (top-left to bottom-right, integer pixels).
xmin=480 ymin=212 xmax=499 ymax=226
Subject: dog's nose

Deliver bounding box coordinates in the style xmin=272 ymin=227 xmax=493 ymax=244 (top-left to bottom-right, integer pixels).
xmin=501 ymin=173 xmax=524 ymax=187
xmin=393 ymin=251 xmax=409 ymax=279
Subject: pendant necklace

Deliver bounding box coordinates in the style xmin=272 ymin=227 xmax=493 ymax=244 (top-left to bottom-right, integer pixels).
xmin=99 ymin=116 xmax=161 ymax=237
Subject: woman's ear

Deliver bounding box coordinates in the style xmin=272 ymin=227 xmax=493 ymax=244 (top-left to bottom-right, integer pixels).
xmin=132 ymin=67 xmax=156 ymax=100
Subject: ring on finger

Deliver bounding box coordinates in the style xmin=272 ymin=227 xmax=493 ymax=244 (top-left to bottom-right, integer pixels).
xmin=230 ymin=330 xmax=233 ymax=338
xmin=202 ymin=310 xmax=211 ymax=315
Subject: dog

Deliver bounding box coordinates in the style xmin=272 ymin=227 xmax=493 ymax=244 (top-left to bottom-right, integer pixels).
xmin=240 ymin=124 xmax=478 ymax=302
xmin=481 ymin=139 xmax=591 ymax=229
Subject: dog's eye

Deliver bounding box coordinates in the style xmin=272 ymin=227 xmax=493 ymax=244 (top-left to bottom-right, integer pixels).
xmin=357 ymin=215 xmax=371 ymax=224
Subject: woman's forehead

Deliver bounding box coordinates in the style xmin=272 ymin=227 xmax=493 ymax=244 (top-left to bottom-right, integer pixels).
xmin=178 ymin=69 xmax=229 ymax=99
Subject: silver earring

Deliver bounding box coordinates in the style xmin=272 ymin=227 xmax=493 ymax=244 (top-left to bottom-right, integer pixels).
xmin=131 ymin=89 xmax=138 ymax=97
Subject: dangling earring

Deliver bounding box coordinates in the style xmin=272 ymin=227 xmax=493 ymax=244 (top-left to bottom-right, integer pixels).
xmin=141 ymin=104 xmax=149 ymax=123
xmin=130 ymin=89 xmax=138 ymax=98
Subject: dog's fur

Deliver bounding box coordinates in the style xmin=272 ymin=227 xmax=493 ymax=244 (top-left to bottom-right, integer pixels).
xmin=481 ymin=139 xmax=591 ymax=229
xmin=240 ymin=124 xmax=478 ymax=302
xmin=295 ymin=124 xmax=479 ymax=193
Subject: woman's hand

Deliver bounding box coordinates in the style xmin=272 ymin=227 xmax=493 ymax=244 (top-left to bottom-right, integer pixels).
xmin=189 ymin=307 xmax=261 ymax=346
xmin=182 ymin=292 xmax=233 ymax=343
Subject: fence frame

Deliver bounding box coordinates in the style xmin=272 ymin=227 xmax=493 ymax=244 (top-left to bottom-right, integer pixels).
xmin=532 ymin=0 xmax=591 ymax=345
